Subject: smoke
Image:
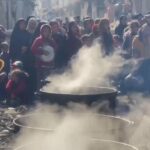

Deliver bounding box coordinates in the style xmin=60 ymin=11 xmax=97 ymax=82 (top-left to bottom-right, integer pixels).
xmin=12 ymin=94 xmax=150 ymax=150
xmin=124 ymin=94 xmax=150 ymax=150
xmin=43 ymin=43 xmax=125 ymax=94
xmin=13 ymin=103 xmax=135 ymax=150
xmin=11 ymin=42 xmax=150 ymax=150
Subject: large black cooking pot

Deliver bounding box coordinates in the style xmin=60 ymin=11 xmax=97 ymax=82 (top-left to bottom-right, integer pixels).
xmin=38 ymin=87 xmax=118 ymax=109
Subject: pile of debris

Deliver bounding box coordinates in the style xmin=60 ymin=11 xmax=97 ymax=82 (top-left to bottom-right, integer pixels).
xmin=0 ymin=106 xmax=28 ymax=149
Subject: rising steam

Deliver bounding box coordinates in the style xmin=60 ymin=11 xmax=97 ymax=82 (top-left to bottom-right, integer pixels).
xmin=11 ymin=42 xmax=150 ymax=150
xmin=13 ymin=103 xmax=134 ymax=150
xmin=12 ymin=94 xmax=150 ymax=150
xmin=44 ymin=43 xmax=125 ymax=94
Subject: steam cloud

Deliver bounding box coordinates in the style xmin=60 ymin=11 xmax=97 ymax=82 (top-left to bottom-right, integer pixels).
xmin=13 ymin=95 xmax=150 ymax=150
xmin=44 ymin=43 xmax=125 ymax=94
xmin=13 ymin=103 xmax=134 ymax=150
xmin=12 ymin=44 xmax=150 ymax=150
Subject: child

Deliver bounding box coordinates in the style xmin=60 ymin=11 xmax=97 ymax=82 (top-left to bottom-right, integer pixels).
xmin=11 ymin=60 xmax=23 ymax=70
xmin=6 ymin=69 xmax=29 ymax=106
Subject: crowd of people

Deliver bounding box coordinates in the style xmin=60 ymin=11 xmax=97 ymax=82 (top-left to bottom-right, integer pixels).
xmin=0 ymin=10 xmax=150 ymax=106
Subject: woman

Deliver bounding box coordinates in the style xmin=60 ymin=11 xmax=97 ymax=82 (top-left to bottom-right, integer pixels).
xmin=33 ymin=21 xmax=47 ymax=41
xmin=25 ymin=17 xmax=38 ymax=96
xmin=22 ymin=17 xmax=38 ymax=69
xmin=26 ymin=17 xmax=37 ymax=45
xmin=50 ymin=21 xmax=67 ymax=69
xmin=31 ymin=24 xmax=56 ymax=89
xmin=123 ymin=20 xmax=140 ymax=57
xmin=65 ymin=21 xmax=82 ymax=65
xmin=98 ymin=18 xmax=114 ymax=55
xmin=10 ymin=19 xmax=29 ymax=62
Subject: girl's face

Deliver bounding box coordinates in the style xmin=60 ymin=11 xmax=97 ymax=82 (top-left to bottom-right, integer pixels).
xmin=29 ymin=20 xmax=37 ymax=31
xmin=71 ymin=24 xmax=80 ymax=36
xmin=51 ymin=23 xmax=60 ymax=33
xmin=42 ymin=27 xmax=51 ymax=39
xmin=19 ymin=21 xmax=26 ymax=31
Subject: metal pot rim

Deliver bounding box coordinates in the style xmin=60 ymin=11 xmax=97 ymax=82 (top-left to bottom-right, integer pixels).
xmin=14 ymin=139 xmax=138 ymax=150
xmin=13 ymin=113 xmax=134 ymax=132
xmin=40 ymin=86 xmax=118 ymax=96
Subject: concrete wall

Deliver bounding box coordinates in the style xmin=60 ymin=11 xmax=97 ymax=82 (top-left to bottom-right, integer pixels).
xmin=0 ymin=0 xmax=35 ymax=29
xmin=133 ymin=0 xmax=150 ymax=14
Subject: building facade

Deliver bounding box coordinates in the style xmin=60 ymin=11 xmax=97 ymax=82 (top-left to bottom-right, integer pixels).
xmin=0 ymin=0 xmax=35 ymax=29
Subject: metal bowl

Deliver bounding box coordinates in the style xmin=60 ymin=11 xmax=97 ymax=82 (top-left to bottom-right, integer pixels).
xmin=14 ymin=139 xmax=138 ymax=150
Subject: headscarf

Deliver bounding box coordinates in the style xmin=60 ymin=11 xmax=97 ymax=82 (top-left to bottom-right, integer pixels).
xmin=26 ymin=17 xmax=37 ymax=33
xmin=11 ymin=19 xmax=26 ymax=37
xmin=33 ymin=21 xmax=47 ymax=40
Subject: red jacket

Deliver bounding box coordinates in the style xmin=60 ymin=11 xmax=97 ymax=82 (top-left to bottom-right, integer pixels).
xmin=6 ymin=79 xmax=27 ymax=99
xmin=31 ymin=36 xmax=56 ymax=68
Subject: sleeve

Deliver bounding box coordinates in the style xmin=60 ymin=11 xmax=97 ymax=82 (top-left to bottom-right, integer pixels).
xmin=6 ymin=80 xmax=14 ymax=93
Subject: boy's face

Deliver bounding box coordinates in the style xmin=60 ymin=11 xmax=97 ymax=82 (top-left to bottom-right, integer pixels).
xmin=1 ymin=45 xmax=8 ymax=52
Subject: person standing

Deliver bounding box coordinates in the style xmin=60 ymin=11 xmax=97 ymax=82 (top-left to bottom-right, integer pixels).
xmin=65 ymin=21 xmax=82 ymax=65
xmin=10 ymin=19 xmax=28 ymax=62
xmin=31 ymin=24 xmax=56 ymax=89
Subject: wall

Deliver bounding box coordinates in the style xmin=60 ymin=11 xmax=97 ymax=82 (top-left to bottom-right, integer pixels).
xmin=0 ymin=0 xmax=35 ymax=29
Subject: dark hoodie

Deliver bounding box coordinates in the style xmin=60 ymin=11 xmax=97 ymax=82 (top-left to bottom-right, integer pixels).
xmin=64 ymin=22 xmax=82 ymax=65
xmin=10 ymin=19 xmax=29 ymax=61
xmin=115 ymin=16 xmax=127 ymax=41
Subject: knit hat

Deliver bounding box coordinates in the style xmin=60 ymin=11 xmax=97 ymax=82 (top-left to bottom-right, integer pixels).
xmin=12 ymin=61 xmax=23 ymax=70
